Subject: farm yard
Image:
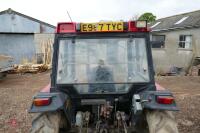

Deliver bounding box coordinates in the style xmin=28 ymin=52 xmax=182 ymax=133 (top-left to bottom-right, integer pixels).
xmin=0 ymin=1 xmax=200 ymax=133
xmin=0 ymin=72 xmax=199 ymax=133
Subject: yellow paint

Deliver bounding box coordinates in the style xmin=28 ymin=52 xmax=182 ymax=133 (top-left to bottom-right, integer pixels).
xmin=81 ymin=22 xmax=124 ymax=32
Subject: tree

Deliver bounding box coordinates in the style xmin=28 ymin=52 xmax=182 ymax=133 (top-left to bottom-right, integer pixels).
xmin=138 ymin=13 xmax=156 ymax=23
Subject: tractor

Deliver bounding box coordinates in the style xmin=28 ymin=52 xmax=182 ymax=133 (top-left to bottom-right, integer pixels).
xmin=29 ymin=21 xmax=179 ymax=133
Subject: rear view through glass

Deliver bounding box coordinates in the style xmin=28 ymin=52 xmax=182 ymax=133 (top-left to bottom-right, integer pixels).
xmin=57 ymin=38 xmax=149 ymax=93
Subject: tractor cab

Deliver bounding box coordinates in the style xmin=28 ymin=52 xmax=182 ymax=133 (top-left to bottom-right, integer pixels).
xmin=29 ymin=21 xmax=179 ymax=133
xmin=52 ymin=21 xmax=153 ymax=96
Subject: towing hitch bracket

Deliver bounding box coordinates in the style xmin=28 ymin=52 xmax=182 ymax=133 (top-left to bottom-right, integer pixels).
xmin=132 ymin=94 xmax=143 ymax=115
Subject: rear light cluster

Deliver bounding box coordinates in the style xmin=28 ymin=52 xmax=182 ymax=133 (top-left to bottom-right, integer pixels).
xmin=156 ymin=96 xmax=174 ymax=104
xmin=33 ymin=97 xmax=51 ymax=106
xmin=56 ymin=21 xmax=149 ymax=33
xmin=128 ymin=21 xmax=148 ymax=32
xmin=56 ymin=22 xmax=76 ymax=33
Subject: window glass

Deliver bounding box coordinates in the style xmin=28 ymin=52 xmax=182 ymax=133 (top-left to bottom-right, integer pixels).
xmin=56 ymin=38 xmax=150 ymax=94
xmin=151 ymin=35 xmax=165 ymax=48
xmin=179 ymin=35 xmax=192 ymax=49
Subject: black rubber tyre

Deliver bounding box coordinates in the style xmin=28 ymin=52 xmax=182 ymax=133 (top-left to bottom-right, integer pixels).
xmin=30 ymin=112 xmax=65 ymax=133
xmin=146 ymin=110 xmax=179 ymax=133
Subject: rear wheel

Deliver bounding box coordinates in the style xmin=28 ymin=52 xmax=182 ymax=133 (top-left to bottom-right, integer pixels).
xmin=30 ymin=111 xmax=68 ymax=133
xmin=146 ymin=110 xmax=179 ymax=133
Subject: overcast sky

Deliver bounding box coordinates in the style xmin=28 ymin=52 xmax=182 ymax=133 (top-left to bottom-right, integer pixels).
xmin=1 ymin=0 xmax=200 ymax=26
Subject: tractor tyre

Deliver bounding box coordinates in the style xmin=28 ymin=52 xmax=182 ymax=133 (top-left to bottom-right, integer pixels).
xmin=146 ymin=110 xmax=179 ymax=133
xmin=30 ymin=111 xmax=67 ymax=133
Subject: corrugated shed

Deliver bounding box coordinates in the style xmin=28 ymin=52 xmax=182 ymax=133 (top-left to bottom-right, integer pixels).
xmin=0 ymin=8 xmax=55 ymax=65
xmin=0 ymin=8 xmax=55 ymax=33
xmin=0 ymin=34 xmax=36 ymax=64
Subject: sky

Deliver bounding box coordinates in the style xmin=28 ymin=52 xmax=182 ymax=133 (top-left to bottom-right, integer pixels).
xmin=0 ymin=0 xmax=200 ymax=26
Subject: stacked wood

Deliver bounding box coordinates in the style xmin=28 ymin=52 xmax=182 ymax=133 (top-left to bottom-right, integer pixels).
xmin=11 ymin=64 xmax=50 ymax=74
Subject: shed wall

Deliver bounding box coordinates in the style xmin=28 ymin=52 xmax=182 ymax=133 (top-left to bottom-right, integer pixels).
xmin=0 ymin=34 xmax=35 ymax=64
xmin=152 ymin=28 xmax=200 ymax=73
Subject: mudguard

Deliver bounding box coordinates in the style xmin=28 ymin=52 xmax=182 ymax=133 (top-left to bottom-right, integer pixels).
xmin=139 ymin=90 xmax=179 ymax=111
xmin=29 ymin=92 xmax=69 ymax=113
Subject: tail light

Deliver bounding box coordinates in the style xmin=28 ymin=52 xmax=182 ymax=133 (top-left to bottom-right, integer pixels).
xmin=33 ymin=97 xmax=51 ymax=106
xmin=128 ymin=21 xmax=137 ymax=32
xmin=56 ymin=22 xmax=76 ymax=33
xmin=157 ymin=96 xmax=174 ymax=104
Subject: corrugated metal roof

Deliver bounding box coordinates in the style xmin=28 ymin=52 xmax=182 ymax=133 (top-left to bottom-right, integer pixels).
xmin=150 ymin=9 xmax=200 ymax=32
xmin=0 ymin=8 xmax=55 ymax=33
xmin=0 ymin=8 xmax=55 ymax=29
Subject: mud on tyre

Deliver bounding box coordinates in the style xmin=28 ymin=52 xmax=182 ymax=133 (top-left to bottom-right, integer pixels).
xmin=30 ymin=111 xmax=68 ymax=133
xmin=146 ymin=110 xmax=179 ymax=133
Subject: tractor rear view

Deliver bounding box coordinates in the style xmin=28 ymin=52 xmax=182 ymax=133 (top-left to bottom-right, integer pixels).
xmin=29 ymin=21 xmax=179 ymax=133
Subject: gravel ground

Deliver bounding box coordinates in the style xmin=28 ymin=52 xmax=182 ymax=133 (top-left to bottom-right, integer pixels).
xmin=156 ymin=76 xmax=200 ymax=133
xmin=0 ymin=72 xmax=50 ymax=133
xmin=0 ymin=72 xmax=199 ymax=133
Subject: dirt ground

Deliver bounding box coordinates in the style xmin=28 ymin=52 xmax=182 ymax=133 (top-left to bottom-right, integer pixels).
xmin=156 ymin=76 xmax=200 ymax=133
xmin=0 ymin=72 xmax=200 ymax=133
xmin=0 ymin=72 xmax=50 ymax=133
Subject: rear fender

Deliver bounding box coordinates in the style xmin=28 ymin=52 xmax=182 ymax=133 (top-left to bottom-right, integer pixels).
xmin=139 ymin=90 xmax=179 ymax=111
xmin=29 ymin=92 xmax=72 ymax=126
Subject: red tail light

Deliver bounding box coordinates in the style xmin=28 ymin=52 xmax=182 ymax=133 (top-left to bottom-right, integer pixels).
xmin=157 ymin=96 xmax=174 ymax=104
xmin=56 ymin=22 xmax=76 ymax=33
xmin=33 ymin=98 xmax=51 ymax=106
xmin=128 ymin=21 xmax=138 ymax=32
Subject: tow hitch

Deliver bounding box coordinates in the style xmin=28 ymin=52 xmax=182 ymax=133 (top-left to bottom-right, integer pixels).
xmin=132 ymin=94 xmax=143 ymax=115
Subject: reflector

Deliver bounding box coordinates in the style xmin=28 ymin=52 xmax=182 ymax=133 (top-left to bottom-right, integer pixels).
xmin=33 ymin=98 xmax=51 ymax=106
xmin=157 ymin=96 xmax=174 ymax=104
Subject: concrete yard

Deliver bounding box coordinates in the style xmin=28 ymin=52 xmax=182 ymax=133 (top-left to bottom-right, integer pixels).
xmin=0 ymin=72 xmax=200 ymax=133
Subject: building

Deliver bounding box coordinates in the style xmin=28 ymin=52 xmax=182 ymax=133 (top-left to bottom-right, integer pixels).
xmin=0 ymin=8 xmax=55 ymax=65
xmin=150 ymin=10 xmax=200 ymax=75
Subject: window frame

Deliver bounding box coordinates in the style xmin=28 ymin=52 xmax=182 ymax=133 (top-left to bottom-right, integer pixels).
xmin=56 ymin=37 xmax=150 ymax=85
xmin=151 ymin=35 xmax=166 ymax=48
xmin=178 ymin=35 xmax=192 ymax=49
